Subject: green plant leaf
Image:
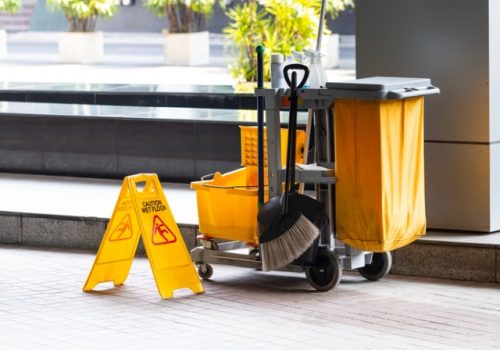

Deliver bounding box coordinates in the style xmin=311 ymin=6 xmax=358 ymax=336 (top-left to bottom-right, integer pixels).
xmin=143 ymin=0 xmax=222 ymax=32
xmin=224 ymin=0 xmax=327 ymax=83
xmin=0 ymin=0 xmax=22 ymax=14
xmin=46 ymin=0 xmax=118 ymax=31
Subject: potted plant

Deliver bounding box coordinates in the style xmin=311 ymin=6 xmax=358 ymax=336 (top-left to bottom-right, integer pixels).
xmin=47 ymin=0 xmax=118 ymax=64
xmin=321 ymin=0 xmax=354 ymax=68
xmin=224 ymin=0 xmax=318 ymax=87
xmin=0 ymin=0 xmax=21 ymax=60
xmin=144 ymin=0 xmax=218 ymax=65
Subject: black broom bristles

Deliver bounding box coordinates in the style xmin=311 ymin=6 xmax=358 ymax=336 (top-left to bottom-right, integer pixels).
xmin=259 ymin=211 xmax=319 ymax=271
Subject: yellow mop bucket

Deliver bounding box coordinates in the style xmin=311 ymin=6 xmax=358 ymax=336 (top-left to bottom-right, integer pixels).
xmin=191 ymin=126 xmax=306 ymax=246
xmin=191 ymin=167 xmax=261 ymax=246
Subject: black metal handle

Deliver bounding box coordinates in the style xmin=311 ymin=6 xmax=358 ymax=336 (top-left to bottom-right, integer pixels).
xmin=256 ymin=45 xmax=265 ymax=207
xmin=283 ymin=64 xmax=309 ymax=89
xmin=283 ymin=71 xmax=297 ymax=215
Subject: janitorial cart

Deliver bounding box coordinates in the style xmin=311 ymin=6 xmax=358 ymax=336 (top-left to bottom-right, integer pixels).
xmin=190 ymin=67 xmax=439 ymax=291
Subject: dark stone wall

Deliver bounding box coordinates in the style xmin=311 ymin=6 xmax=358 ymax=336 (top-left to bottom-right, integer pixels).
xmin=0 ymin=113 xmax=245 ymax=182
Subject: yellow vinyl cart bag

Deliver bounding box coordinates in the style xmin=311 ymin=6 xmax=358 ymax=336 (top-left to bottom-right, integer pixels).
xmin=327 ymin=77 xmax=438 ymax=252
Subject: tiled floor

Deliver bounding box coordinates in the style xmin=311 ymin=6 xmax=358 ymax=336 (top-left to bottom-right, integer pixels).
xmin=1 ymin=245 xmax=500 ymax=349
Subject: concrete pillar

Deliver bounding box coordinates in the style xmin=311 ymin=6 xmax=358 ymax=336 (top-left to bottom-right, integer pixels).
xmin=356 ymin=0 xmax=500 ymax=232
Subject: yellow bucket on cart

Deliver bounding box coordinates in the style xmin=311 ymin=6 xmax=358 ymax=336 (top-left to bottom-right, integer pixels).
xmin=191 ymin=126 xmax=306 ymax=246
xmin=191 ymin=167 xmax=261 ymax=246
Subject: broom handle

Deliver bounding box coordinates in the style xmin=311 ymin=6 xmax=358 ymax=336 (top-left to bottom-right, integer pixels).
xmin=288 ymin=71 xmax=298 ymax=193
xmin=283 ymin=64 xmax=309 ymax=214
xmin=289 ymin=85 xmax=298 ymax=194
xmin=283 ymin=71 xmax=297 ymax=215
xmin=316 ymin=0 xmax=327 ymax=52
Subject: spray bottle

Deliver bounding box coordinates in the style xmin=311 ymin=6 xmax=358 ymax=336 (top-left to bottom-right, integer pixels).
xmin=291 ymin=51 xmax=309 ymax=88
xmin=303 ymin=49 xmax=327 ymax=88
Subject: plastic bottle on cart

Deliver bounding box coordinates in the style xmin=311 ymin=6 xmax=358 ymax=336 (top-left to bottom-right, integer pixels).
xmin=291 ymin=51 xmax=309 ymax=88
xmin=271 ymin=53 xmax=286 ymax=89
xmin=304 ymin=49 xmax=327 ymax=88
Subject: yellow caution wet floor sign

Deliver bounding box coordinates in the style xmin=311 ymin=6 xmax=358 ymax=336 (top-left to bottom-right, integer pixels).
xmin=83 ymin=174 xmax=204 ymax=299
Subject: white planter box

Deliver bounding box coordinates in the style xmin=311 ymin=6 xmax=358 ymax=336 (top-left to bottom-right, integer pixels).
xmin=0 ymin=30 xmax=7 ymax=60
xmin=321 ymin=34 xmax=340 ymax=68
xmin=163 ymin=30 xmax=209 ymax=66
xmin=59 ymin=32 xmax=104 ymax=64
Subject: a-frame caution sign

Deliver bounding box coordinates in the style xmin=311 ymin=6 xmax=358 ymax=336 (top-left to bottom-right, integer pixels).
xmin=83 ymin=174 xmax=204 ymax=299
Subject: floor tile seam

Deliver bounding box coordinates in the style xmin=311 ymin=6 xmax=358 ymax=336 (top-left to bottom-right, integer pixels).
xmin=354 ymin=308 xmax=499 ymax=332
xmin=363 ymin=303 xmax=500 ymax=323
xmin=413 ymin=238 xmax=500 ymax=249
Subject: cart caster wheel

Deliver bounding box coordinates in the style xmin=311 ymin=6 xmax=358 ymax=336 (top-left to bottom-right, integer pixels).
xmin=357 ymin=252 xmax=392 ymax=281
xmin=249 ymin=248 xmax=259 ymax=258
xmin=306 ymin=249 xmax=342 ymax=292
xmin=197 ymin=264 xmax=213 ymax=280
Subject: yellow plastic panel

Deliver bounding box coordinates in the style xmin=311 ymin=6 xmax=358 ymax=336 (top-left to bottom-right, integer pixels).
xmin=335 ymin=97 xmax=426 ymax=251
xmin=240 ymin=126 xmax=306 ymax=167
xmin=127 ymin=174 xmax=203 ymax=299
xmin=83 ymin=184 xmax=140 ymax=291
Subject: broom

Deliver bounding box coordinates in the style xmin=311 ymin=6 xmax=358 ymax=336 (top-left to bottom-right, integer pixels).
xmin=258 ymin=64 xmax=320 ymax=271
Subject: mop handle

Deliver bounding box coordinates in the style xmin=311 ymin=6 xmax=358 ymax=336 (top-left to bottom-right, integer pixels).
xmin=316 ymin=0 xmax=327 ymax=52
xmin=256 ymin=45 xmax=265 ymax=207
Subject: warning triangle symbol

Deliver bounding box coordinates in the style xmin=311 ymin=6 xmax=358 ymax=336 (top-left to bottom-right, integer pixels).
xmin=109 ymin=214 xmax=133 ymax=241
xmin=152 ymin=215 xmax=177 ymax=245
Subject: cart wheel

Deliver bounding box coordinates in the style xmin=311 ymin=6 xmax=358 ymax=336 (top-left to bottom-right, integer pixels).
xmin=197 ymin=264 xmax=213 ymax=280
xmin=357 ymin=252 xmax=392 ymax=281
xmin=249 ymin=248 xmax=259 ymax=258
xmin=305 ymin=249 xmax=342 ymax=292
